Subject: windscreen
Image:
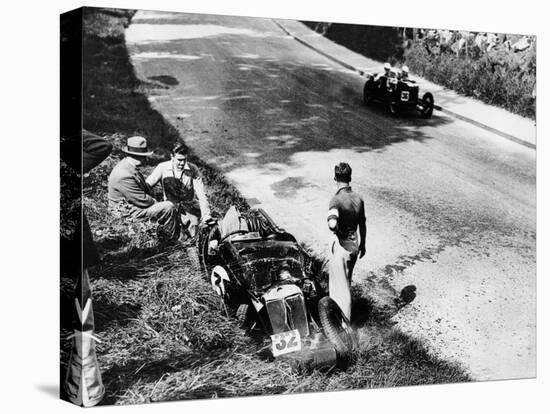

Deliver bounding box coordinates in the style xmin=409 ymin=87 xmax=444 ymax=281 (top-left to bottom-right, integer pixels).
xmin=219 ymin=206 xmax=249 ymax=240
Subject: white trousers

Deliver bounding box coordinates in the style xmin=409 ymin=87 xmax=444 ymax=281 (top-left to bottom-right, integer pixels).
xmin=329 ymin=238 xmax=358 ymax=320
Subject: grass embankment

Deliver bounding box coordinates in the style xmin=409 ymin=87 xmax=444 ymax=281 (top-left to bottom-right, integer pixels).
xmin=60 ymin=7 xmax=469 ymax=405
xmin=303 ymin=22 xmax=536 ymax=119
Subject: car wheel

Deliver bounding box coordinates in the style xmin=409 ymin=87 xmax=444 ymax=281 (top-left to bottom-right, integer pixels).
xmin=420 ymin=92 xmax=434 ymax=118
xmin=236 ymin=303 xmax=254 ymax=329
xmin=197 ymin=226 xmax=211 ymax=276
xmin=222 ymin=291 xmax=242 ymax=318
xmin=388 ymin=100 xmax=399 ymax=116
xmin=318 ymin=296 xmax=354 ymax=363
xmin=363 ymin=81 xmax=374 ymax=105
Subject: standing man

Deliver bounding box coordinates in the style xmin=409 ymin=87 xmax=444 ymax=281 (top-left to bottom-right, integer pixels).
xmin=327 ymin=162 xmax=367 ymax=320
xmin=108 ymin=136 xmax=180 ymax=240
xmin=146 ymin=142 xmax=210 ymax=240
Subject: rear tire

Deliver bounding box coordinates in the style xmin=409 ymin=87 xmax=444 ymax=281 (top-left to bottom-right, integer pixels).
xmin=318 ymin=296 xmax=354 ymax=363
xmin=420 ymin=92 xmax=434 ymax=118
xmin=388 ymin=99 xmax=399 ymax=116
xmin=363 ymin=81 xmax=374 ymax=105
xmin=236 ymin=304 xmax=253 ymax=329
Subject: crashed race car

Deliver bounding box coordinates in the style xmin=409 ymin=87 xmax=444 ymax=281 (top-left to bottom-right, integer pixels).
xmin=198 ymin=206 xmax=356 ymax=369
xmin=363 ymin=68 xmax=434 ymax=118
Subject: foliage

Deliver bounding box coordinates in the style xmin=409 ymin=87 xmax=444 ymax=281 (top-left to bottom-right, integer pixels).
xmin=404 ymin=43 xmax=536 ymax=119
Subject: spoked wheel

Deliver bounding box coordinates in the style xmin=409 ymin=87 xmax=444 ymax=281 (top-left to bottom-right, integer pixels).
xmin=318 ymin=296 xmax=355 ymax=364
xmin=420 ymin=92 xmax=434 ymax=118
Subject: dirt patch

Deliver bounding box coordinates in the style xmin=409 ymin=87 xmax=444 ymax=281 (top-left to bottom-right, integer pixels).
xmin=148 ymin=75 xmax=179 ymax=86
xmin=271 ymin=176 xmax=317 ymax=198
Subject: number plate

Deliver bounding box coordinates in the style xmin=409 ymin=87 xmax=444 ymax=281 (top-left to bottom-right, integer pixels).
xmin=401 ymin=91 xmax=410 ymax=101
xmin=271 ymin=329 xmax=301 ymax=356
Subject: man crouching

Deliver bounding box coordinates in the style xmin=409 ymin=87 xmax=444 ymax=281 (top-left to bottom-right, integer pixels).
xmin=108 ymin=136 xmax=179 ymax=241
xmin=146 ymin=142 xmax=210 ymax=241
xmin=327 ymin=162 xmax=367 ymax=320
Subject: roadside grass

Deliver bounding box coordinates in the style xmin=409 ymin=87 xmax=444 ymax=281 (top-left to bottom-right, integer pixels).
xmin=403 ymin=43 xmax=536 ymax=119
xmin=61 ymin=7 xmax=470 ymax=406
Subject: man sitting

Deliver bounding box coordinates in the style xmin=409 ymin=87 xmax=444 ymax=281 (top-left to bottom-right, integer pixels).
xmin=108 ymin=136 xmax=180 ymax=241
xmin=146 ymin=142 xmax=210 ymax=240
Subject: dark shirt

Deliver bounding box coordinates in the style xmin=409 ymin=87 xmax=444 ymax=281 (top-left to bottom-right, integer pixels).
xmin=61 ymin=130 xmax=113 ymax=174
xmin=108 ymin=157 xmax=156 ymax=210
xmin=328 ymin=186 xmax=366 ymax=252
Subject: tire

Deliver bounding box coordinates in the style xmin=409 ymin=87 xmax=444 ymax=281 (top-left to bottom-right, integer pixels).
xmin=388 ymin=99 xmax=399 ymax=116
xmin=420 ymin=92 xmax=434 ymax=118
xmin=363 ymin=81 xmax=374 ymax=105
xmin=222 ymin=299 xmax=237 ymax=318
xmin=318 ymin=296 xmax=354 ymax=362
xmin=198 ymin=225 xmax=218 ymax=279
xmin=236 ymin=304 xmax=253 ymax=329
xmin=197 ymin=225 xmax=210 ymax=276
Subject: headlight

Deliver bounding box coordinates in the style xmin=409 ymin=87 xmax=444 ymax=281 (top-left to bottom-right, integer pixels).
xmin=301 ymin=279 xmax=316 ymax=296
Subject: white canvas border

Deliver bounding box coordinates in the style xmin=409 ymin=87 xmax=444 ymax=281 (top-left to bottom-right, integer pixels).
xmin=1 ymin=0 xmax=546 ymax=412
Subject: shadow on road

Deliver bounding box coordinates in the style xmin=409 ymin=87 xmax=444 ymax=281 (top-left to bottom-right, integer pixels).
xmin=208 ymin=59 xmax=454 ymax=168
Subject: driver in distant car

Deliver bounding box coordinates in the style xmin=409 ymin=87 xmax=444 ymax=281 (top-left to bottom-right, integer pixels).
xmin=327 ymin=162 xmax=367 ymax=321
xmin=400 ymin=65 xmax=410 ymax=81
xmin=375 ymin=62 xmax=392 ymax=88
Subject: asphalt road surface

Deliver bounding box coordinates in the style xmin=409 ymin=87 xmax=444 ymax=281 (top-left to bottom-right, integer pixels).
xmin=125 ymin=11 xmax=536 ymax=381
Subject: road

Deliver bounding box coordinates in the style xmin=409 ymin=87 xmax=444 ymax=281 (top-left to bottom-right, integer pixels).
xmin=125 ymin=11 xmax=536 ymax=380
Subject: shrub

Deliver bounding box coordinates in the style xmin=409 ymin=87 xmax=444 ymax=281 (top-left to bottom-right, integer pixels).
xmin=403 ymin=43 xmax=535 ymax=118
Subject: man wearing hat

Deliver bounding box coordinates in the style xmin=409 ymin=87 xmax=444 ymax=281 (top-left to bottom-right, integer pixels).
xmin=108 ymin=136 xmax=179 ymax=240
xmin=327 ymin=162 xmax=367 ymax=321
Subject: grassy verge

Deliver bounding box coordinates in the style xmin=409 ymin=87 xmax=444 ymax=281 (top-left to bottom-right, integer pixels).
xmin=403 ymin=43 xmax=536 ymax=119
xmin=61 ymin=7 xmax=470 ymax=406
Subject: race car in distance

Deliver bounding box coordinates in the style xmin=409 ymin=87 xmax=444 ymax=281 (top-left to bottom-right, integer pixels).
xmin=363 ymin=68 xmax=434 ymax=118
xmin=198 ymin=206 xmax=356 ymax=370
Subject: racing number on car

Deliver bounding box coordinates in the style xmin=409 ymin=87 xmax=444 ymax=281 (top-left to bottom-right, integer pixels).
xmin=275 ymin=335 xmax=298 ymax=351
xmin=271 ymin=329 xmax=301 ymax=357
